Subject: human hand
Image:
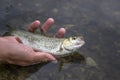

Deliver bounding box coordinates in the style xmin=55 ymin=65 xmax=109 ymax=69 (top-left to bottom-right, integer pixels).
xmin=28 ymin=18 xmax=65 ymax=38
xmin=0 ymin=18 xmax=66 ymax=66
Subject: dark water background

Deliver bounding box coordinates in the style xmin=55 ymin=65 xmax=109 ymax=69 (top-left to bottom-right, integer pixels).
xmin=0 ymin=0 xmax=120 ymax=80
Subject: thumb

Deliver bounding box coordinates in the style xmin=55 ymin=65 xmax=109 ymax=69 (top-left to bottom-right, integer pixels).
xmin=3 ymin=36 xmax=23 ymax=43
xmin=32 ymin=52 xmax=56 ymax=63
xmin=14 ymin=36 xmax=23 ymax=43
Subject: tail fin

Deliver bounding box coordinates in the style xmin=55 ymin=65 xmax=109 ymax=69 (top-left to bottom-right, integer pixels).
xmin=3 ymin=25 xmax=13 ymax=36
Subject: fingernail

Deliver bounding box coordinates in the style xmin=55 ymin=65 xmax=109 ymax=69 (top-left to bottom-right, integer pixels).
xmin=48 ymin=18 xmax=54 ymax=21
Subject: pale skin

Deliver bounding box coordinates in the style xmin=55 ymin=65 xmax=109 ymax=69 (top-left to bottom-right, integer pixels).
xmin=0 ymin=18 xmax=66 ymax=66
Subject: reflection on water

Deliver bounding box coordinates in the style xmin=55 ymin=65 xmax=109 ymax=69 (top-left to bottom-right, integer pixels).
xmin=0 ymin=0 xmax=120 ymax=80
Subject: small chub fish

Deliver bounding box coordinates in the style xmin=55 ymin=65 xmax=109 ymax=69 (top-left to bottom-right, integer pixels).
xmin=5 ymin=29 xmax=85 ymax=57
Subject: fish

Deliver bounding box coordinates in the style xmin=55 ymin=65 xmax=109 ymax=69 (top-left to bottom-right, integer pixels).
xmin=4 ymin=29 xmax=85 ymax=57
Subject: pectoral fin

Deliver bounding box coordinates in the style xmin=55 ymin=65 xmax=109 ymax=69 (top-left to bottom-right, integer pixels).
xmin=57 ymin=47 xmax=63 ymax=52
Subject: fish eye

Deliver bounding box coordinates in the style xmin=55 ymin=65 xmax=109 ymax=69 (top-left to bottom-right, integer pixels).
xmin=72 ymin=37 xmax=76 ymax=40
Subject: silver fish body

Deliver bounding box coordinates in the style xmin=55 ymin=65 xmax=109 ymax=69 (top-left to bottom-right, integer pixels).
xmin=9 ymin=30 xmax=85 ymax=56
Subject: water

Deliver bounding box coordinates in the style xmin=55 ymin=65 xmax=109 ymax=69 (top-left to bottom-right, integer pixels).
xmin=0 ymin=0 xmax=120 ymax=80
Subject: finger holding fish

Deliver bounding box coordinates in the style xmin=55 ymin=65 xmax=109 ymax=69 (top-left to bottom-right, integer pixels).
xmin=27 ymin=18 xmax=66 ymax=38
xmin=28 ymin=20 xmax=41 ymax=32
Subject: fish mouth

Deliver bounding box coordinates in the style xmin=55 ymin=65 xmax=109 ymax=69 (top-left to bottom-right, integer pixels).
xmin=76 ymin=41 xmax=85 ymax=47
xmin=76 ymin=36 xmax=85 ymax=46
xmin=80 ymin=36 xmax=84 ymax=41
xmin=77 ymin=40 xmax=85 ymax=45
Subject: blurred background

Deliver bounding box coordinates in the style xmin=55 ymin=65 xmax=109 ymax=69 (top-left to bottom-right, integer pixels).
xmin=0 ymin=0 xmax=120 ymax=80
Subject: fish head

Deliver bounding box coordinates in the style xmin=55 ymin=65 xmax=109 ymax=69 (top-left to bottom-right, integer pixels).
xmin=62 ymin=36 xmax=85 ymax=51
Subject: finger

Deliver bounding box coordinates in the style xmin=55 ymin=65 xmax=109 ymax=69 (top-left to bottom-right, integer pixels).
xmin=33 ymin=52 xmax=56 ymax=63
xmin=6 ymin=58 xmax=27 ymax=66
xmin=55 ymin=28 xmax=66 ymax=38
xmin=28 ymin=20 xmax=40 ymax=32
xmin=41 ymin=18 xmax=54 ymax=33
xmin=3 ymin=36 xmax=22 ymax=43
